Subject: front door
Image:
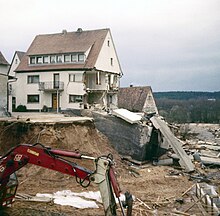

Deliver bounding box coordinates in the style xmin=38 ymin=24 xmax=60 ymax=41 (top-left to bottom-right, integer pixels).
xmin=52 ymin=93 xmax=58 ymax=110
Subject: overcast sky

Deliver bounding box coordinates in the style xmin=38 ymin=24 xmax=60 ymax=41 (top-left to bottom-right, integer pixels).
xmin=1 ymin=0 xmax=220 ymax=92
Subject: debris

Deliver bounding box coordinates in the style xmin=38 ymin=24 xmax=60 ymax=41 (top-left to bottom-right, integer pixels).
xmin=172 ymin=209 xmax=191 ymax=216
xmin=112 ymin=108 xmax=142 ymax=124
xmin=153 ymin=158 xmax=173 ymax=166
xmin=199 ymin=156 xmax=220 ymax=166
xmin=191 ymin=195 xmax=209 ymax=216
xmin=195 ymin=183 xmax=220 ymax=215
xmin=150 ymin=116 xmax=195 ymax=172
xmin=16 ymin=193 xmax=53 ymax=203
xmin=181 ymin=184 xmax=195 ymax=197
xmin=136 ymin=197 xmax=151 ymax=210
xmin=184 ymin=194 xmax=206 ymax=213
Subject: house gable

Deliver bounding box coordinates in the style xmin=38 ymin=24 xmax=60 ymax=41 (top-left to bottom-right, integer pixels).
xmin=94 ymin=31 xmax=122 ymax=75
xmin=8 ymin=51 xmax=25 ymax=77
xmin=118 ymin=86 xmax=158 ymax=114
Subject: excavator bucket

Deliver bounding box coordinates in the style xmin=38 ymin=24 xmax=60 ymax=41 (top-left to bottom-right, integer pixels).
xmin=0 ymin=173 xmax=18 ymax=208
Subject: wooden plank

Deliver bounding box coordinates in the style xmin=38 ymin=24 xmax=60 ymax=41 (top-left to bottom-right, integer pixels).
xmin=150 ymin=116 xmax=195 ymax=172
xmin=191 ymin=195 xmax=209 ymax=216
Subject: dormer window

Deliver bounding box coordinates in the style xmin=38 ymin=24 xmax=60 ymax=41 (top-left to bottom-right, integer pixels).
xmin=71 ymin=54 xmax=77 ymax=62
xmin=43 ymin=56 xmax=49 ymax=64
xmin=50 ymin=55 xmax=56 ymax=63
xmin=30 ymin=56 xmax=36 ymax=64
xmin=64 ymin=54 xmax=71 ymax=62
xmin=29 ymin=53 xmax=85 ymax=65
xmin=57 ymin=55 xmax=62 ymax=63
xmin=36 ymin=56 xmax=43 ymax=64
xmin=78 ymin=54 xmax=85 ymax=62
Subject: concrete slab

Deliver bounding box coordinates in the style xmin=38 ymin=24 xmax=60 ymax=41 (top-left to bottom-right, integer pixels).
xmin=6 ymin=112 xmax=93 ymax=123
xmin=150 ymin=116 xmax=195 ymax=172
xmin=112 ymin=109 xmax=142 ymax=124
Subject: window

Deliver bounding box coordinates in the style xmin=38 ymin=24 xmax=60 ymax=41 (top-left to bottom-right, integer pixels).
xmin=69 ymin=74 xmax=75 ymax=82
xmin=71 ymin=54 xmax=77 ymax=62
xmin=50 ymin=55 xmax=56 ymax=63
xmin=30 ymin=57 xmax=36 ymax=64
xmin=110 ymin=58 xmax=113 ymax=66
xmin=27 ymin=75 xmax=39 ymax=84
xmin=36 ymin=56 xmax=43 ymax=64
xmin=78 ymin=54 xmax=85 ymax=62
xmin=64 ymin=54 xmax=71 ymax=62
xmin=96 ymin=71 xmax=101 ymax=85
xmin=43 ymin=56 xmax=49 ymax=64
xmin=27 ymin=95 xmax=39 ymax=103
xmin=107 ymin=40 xmax=110 ymax=47
xmin=57 ymin=55 xmax=62 ymax=63
xmin=69 ymin=95 xmax=83 ymax=103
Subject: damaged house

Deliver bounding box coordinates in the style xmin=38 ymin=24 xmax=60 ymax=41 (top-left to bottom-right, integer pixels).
xmin=14 ymin=28 xmax=122 ymax=111
xmin=94 ymin=86 xmax=160 ymax=161
xmin=118 ymin=86 xmax=158 ymax=115
xmin=94 ymin=85 xmax=194 ymax=172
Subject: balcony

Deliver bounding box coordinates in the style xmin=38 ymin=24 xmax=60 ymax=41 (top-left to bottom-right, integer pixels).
xmin=38 ymin=81 xmax=64 ymax=91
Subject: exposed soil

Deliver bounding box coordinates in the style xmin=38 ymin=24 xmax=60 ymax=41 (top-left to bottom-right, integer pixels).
xmin=0 ymin=119 xmax=218 ymax=215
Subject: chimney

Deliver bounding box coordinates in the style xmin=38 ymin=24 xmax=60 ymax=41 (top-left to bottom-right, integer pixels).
xmin=62 ymin=29 xmax=67 ymax=35
xmin=77 ymin=28 xmax=83 ymax=33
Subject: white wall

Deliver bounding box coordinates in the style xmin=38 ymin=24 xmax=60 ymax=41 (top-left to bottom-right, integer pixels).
xmin=15 ymin=70 xmax=86 ymax=110
xmin=0 ymin=74 xmax=7 ymax=115
xmin=8 ymin=53 xmax=21 ymax=112
xmin=95 ymin=31 xmax=121 ymax=75
xmin=8 ymin=53 xmax=20 ymax=77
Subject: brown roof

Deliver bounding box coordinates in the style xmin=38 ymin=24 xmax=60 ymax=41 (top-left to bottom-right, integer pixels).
xmin=16 ymin=51 xmax=25 ymax=60
xmin=16 ymin=28 xmax=109 ymax=72
xmin=118 ymin=86 xmax=153 ymax=112
xmin=0 ymin=51 xmax=9 ymax=65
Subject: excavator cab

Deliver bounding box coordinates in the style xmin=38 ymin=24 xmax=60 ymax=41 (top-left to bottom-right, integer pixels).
xmin=0 ymin=173 xmax=18 ymax=207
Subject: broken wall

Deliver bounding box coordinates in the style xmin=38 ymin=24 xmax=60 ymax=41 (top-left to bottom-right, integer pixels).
xmin=92 ymin=112 xmax=159 ymax=161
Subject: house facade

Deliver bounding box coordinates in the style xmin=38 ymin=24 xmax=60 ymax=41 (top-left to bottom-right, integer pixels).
xmin=8 ymin=51 xmax=25 ymax=112
xmin=0 ymin=51 xmax=9 ymax=116
xmin=15 ymin=28 xmax=122 ymax=112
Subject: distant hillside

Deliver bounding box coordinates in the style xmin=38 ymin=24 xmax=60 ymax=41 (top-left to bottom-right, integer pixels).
xmin=153 ymin=91 xmax=220 ymax=123
xmin=154 ymin=91 xmax=220 ymax=100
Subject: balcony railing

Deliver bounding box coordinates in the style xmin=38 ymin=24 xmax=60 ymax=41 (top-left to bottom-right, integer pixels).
xmin=38 ymin=81 xmax=64 ymax=91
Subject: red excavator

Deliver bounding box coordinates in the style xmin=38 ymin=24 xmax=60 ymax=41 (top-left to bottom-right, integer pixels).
xmin=0 ymin=143 xmax=132 ymax=216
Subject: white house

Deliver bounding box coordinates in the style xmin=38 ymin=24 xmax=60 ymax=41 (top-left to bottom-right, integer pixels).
xmin=15 ymin=28 xmax=122 ymax=112
xmin=0 ymin=51 xmax=9 ymax=116
xmin=8 ymin=51 xmax=25 ymax=112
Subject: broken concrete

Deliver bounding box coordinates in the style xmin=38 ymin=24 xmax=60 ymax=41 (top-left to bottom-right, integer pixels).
xmin=150 ymin=116 xmax=195 ymax=172
xmin=112 ymin=109 xmax=142 ymax=124
xmin=92 ymin=112 xmax=164 ymax=161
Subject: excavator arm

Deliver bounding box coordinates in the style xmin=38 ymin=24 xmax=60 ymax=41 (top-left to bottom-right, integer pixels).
xmin=0 ymin=143 xmax=132 ymax=215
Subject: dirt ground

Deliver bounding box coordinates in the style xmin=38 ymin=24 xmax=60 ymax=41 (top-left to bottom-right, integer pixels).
xmin=0 ymin=117 xmax=219 ymax=215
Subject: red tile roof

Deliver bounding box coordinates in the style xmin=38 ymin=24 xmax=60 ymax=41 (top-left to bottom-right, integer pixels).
xmin=16 ymin=28 xmax=109 ymax=72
